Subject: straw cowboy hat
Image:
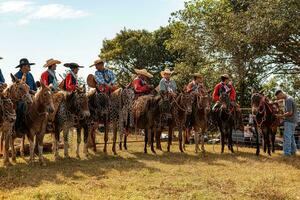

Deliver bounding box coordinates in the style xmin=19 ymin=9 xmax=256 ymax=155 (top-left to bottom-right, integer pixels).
xmin=134 ymin=68 xmax=153 ymax=78
xmin=64 ymin=63 xmax=84 ymax=69
xmin=15 ymin=58 xmax=35 ymax=68
xmin=87 ymin=74 xmax=97 ymax=88
xmin=160 ymin=68 xmax=173 ymax=77
xmin=221 ymin=74 xmax=230 ymax=79
xmin=43 ymin=58 xmax=61 ymax=68
xmin=89 ymin=59 xmax=104 ymax=68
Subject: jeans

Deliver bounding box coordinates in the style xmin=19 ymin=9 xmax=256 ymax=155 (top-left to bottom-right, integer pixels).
xmin=283 ymin=122 xmax=297 ymax=156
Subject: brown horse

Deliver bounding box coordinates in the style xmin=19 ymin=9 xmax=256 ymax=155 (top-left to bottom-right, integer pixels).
xmin=185 ymin=92 xmax=211 ymax=153
xmin=12 ymin=82 xmax=54 ymax=165
xmin=155 ymin=92 xmax=193 ymax=152
xmin=0 ymin=74 xmax=32 ymax=165
xmin=251 ymin=93 xmax=279 ymax=156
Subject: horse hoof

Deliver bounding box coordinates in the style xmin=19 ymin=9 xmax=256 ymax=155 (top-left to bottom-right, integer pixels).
xmin=113 ymin=152 xmax=117 ymax=156
xmin=124 ymin=146 xmax=128 ymax=150
xmin=76 ymin=155 xmax=81 ymax=159
xmin=3 ymin=160 xmax=12 ymax=167
xmin=12 ymin=157 xmax=17 ymax=163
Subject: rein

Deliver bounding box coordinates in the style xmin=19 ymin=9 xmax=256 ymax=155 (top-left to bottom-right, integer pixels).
xmin=171 ymin=94 xmax=187 ymax=112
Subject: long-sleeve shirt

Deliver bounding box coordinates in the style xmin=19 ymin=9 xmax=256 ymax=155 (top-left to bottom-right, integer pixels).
xmin=65 ymin=72 xmax=78 ymax=92
xmin=212 ymin=82 xmax=236 ymax=102
xmin=131 ymin=77 xmax=151 ymax=94
xmin=159 ymin=78 xmax=177 ymax=93
xmin=95 ymin=69 xmax=116 ymax=85
xmin=41 ymin=69 xmax=58 ymax=88
xmin=0 ymin=69 xmax=5 ymax=84
xmin=15 ymin=70 xmax=37 ymax=92
xmin=186 ymin=80 xmax=207 ymax=94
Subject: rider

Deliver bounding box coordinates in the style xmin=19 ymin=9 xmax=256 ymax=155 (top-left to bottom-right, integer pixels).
xmin=212 ymin=74 xmax=236 ymax=112
xmin=186 ymin=73 xmax=207 ymax=95
xmin=63 ymin=63 xmax=84 ymax=92
xmin=15 ymin=58 xmax=37 ymax=94
xmin=90 ymin=59 xmax=117 ymax=94
xmin=130 ymin=68 xmax=153 ymax=97
xmin=159 ymin=68 xmax=177 ymax=96
xmin=0 ymin=57 xmax=6 ymax=91
xmin=14 ymin=58 xmax=36 ymax=132
xmin=41 ymin=58 xmax=61 ymax=91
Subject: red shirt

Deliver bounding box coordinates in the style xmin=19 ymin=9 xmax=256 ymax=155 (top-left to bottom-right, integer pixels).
xmin=212 ymin=82 xmax=236 ymax=102
xmin=131 ymin=78 xmax=151 ymax=94
xmin=65 ymin=73 xmax=77 ymax=92
xmin=41 ymin=71 xmax=49 ymax=86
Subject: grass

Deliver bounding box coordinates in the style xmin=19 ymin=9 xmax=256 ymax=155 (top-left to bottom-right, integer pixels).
xmin=0 ymin=135 xmax=299 ymax=200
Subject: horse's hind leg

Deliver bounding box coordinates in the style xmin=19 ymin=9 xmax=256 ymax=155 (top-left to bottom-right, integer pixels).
xmin=20 ymin=135 xmax=25 ymax=157
xmin=103 ymin=121 xmax=108 ymax=153
xmin=194 ymin=129 xmax=199 ymax=153
xmin=3 ymin=129 xmax=11 ymax=166
xmin=36 ymin=134 xmax=46 ymax=166
xmin=76 ymin=127 xmax=81 ymax=158
xmin=220 ymin=129 xmax=225 ymax=154
xmin=178 ymin=127 xmax=184 ymax=153
xmin=255 ymin=127 xmax=260 ymax=156
xmin=167 ymin=127 xmax=173 ymax=152
xmin=83 ymin=124 xmax=89 ymax=157
xmin=228 ymin=127 xmax=234 ymax=153
xmin=200 ymin=128 xmax=206 ymax=153
xmin=112 ymin=124 xmax=117 ymax=155
xmin=63 ymin=129 xmax=70 ymax=158
xmin=144 ymin=128 xmax=148 ymax=154
xmin=124 ymin=131 xmax=128 ymax=150
xmin=271 ymin=130 xmax=276 ymax=153
xmin=28 ymin=134 xmax=35 ymax=163
xmin=10 ymin=137 xmax=17 ymax=162
xmin=267 ymin=129 xmax=272 ymax=156
xmin=156 ymin=129 xmax=162 ymax=151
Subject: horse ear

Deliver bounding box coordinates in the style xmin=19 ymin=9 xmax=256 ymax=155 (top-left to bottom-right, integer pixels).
xmin=11 ymin=73 xmax=19 ymax=83
xmin=21 ymin=73 xmax=26 ymax=83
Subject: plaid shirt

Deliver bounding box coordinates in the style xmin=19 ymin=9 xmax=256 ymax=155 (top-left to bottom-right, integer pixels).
xmin=95 ymin=69 xmax=116 ymax=85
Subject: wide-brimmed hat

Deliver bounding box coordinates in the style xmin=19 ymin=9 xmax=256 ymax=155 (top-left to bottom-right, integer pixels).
xmin=134 ymin=68 xmax=153 ymax=78
xmin=160 ymin=68 xmax=173 ymax=77
xmin=89 ymin=59 xmax=104 ymax=68
xmin=15 ymin=58 xmax=35 ymax=68
xmin=221 ymin=74 xmax=230 ymax=80
xmin=44 ymin=58 xmax=61 ymax=68
xmin=0 ymin=57 xmax=2 ymax=60
xmin=64 ymin=63 xmax=84 ymax=69
xmin=193 ymin=73 xmax=203 ymax=79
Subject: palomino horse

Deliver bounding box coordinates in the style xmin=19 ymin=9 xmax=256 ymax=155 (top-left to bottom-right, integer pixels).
xmin=251 ymin=93 xmax=279 ymax=156
xmin=53 ymin=86 xmax=90 ymax=159
xmin=155 ymin=92 xmax=193 ymax=152
xmin=12 ymin=82 xmax=54 ymax=165
xmin=185 ymin=92 xmax=211 ymax=153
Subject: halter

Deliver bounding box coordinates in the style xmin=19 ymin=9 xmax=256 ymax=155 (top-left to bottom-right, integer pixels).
xmin=252 ymin=95 xmax=268 ymax=128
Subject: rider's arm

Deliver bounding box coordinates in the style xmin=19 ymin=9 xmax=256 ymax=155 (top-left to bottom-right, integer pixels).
xmin=230 ymin=85 xmax=237 ymax=101
xmin=41 ymin=71 xmax=49 ymax=86
xmin=109 ymin=70 xmax=116 ymax=85
xmin=94 ymin=71 xmax=105 ymax=85
xmin=212 ymin=84 xmax=221 ymax=102
xmin=159 ymin=79 xmax=166 ymax=92
xmin=132 ymin=79 xmax=150 ymax=94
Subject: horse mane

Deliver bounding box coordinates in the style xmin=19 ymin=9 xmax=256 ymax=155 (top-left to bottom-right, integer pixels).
xmin=87 ymin=88 xmax=96 ymax=98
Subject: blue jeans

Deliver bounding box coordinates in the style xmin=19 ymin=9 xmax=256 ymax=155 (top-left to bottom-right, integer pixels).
xmin=283 ymin=122 xmax=297 ymax=156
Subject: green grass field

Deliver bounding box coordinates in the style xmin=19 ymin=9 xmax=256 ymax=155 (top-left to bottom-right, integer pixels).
xmin=0 ymin=136 xmax=299 ymax=200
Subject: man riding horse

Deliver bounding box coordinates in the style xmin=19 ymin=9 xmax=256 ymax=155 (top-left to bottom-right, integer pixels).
xmin=41 ymin=58 xmax=61 ymax=91
xmin=64 ymin=63 xmax=84 ymax=91
xmin=130 ymin=69 xmax=153 ymax=97
xmin=212 ymin=74 xmax=236 ymax=112
xmin=0 ymin=57 xmax=6 ymax=87
xmin=90 ymin=59 xmax=117 ymax=94
xmin=186 ymin=73 xmax=208 ymax=95
xmin=159 ymin=68 xmax=177 ymax=96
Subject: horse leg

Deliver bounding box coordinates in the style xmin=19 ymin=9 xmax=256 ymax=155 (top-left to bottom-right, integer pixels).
xmin=271 ymin=129 xmax=276 ymax=153
xmin=83 ymin=124 xmax=89 ymax=157
xmin=144 ymin=128 xmax=148 ymax=154
xmin=150 ymin=128 xmax=156 ymax=154
xmin=194 ymin=128 xmax=199 ymax=153
xmin=229 ymin=127 xmax=234 ymax=153
xmin=124 ymin=130 xmax=128 ymax=150
xmin=267 ymin=129 xmax=271 ymax=156
xmin=263 ymin=131 xmax=267 ymax=153
xmin=20 ymin=135 xmax=25 ymax=157
xmin=36 ymin=134 xmax=46 ymax=166
xmin=112 ymin=124 xmax=117 ymax=155
xmin=63 ymin=129 xmax=70 ymax=158
xmin=200 ymin=128 xmax=206 ymax=153
xmin=3 ymin=129 xmax=12 ymax=166
xmin=183 ymin=129 xmax=187 ymax=151
xmin=167 ymin=127 xmax=173 ymax=152
xmin=178 ymin=127 xmax=183 ymax=153
xmin=53 ymin=129 xmax=60 ymax=160
xmin=103 ymin=121 xmax=108 ymax=153
xmin=255 ymin=127 xmax=260 ymax=156
xmin=119 ymin=127 xmax=123 ymax=150
xmin=156 ymin=129 xmax=162 ymax=151
xmin=76 ymin=127 xmax=81 ymax=158
xmin=28 ymin=134 xmax=35 ymax=163
xmin=220 ymin=128 xmax=225 ymax=154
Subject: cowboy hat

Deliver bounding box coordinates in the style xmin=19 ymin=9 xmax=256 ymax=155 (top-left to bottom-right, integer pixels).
xmin=160 ymin=68 xmax=173 ymax=77
xmin=134 ymin=68 xmax=153 ymax=78
xmin=64 ymin=63 xmax=84 ymax=69
xmin=87 ymin=74 xmax=97 ymax=88
xmin=0 ymin=57 xmax=2 ymax=60
xmin=193 ymin=73 xmax=203 ymax=79
xmin=44 ymin=58 xmax=61 ymax=68
xmin=15 ymin=58 xmax=35 ymax=68
xmin=89 ymin=59 xmax=104 ymax=68
xmin=221 ymin=74 xmax=230 ymax=79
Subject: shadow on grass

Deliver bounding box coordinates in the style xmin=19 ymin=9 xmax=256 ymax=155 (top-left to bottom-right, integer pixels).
xmin=0 ymin=152 xmax=159 ymax=190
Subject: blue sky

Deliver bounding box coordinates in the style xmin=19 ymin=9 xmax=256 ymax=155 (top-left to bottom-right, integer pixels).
xmin=0 ymin=0 xmax=185 ymax=83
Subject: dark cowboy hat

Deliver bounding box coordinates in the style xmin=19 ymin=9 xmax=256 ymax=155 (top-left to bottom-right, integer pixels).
xmin=0 ymin=57 xmax=3 ymax=60
xmin=64 ymin=63 xmax=84 ymax=69
xmin=15 ymin=58 xmax=35 ymax=68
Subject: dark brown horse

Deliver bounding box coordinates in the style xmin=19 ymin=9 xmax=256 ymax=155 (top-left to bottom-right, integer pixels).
xmin=12 ymin=82 xmax=54 ymax=165
xmin=53 ymin=87 xmax=90 ymax=160
xmin=251 ymin=93 xmax=279 ymax=156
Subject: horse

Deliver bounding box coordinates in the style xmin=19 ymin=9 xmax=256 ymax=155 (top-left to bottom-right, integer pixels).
xmin=185 ymin=92 xmax=211 ymax=153
xmin=214 ymin=90 xmax=238 ymax=153
xmin=53 ymin=86 xmax=90 ymax=160
xmin=155 ymin=92 xmax=193 ymax=152
xmin=12 ymin=82 xmax=54 ymax=165
xmin=251 ymin=93 xmax=279 ymax=156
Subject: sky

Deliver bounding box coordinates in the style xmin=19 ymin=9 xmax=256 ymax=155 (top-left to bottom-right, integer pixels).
xmin=0 ymin=0 xmax=185 ymax=83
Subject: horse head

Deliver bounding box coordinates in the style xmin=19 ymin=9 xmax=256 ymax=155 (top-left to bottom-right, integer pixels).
xmin=158 ymin=92 xmax=173 ymax=119
xmin=251 ymin=93 xmax=265 ymax=115
xmin=73 ymin=85 xmax=90 ymax=119
xmin=37 ymin=81 xmax=55 ymax=113
xmin=6 ymin=73 xmax=33 ymax=104
xmin=177 ymin=92 xmax=193 ymax=114
xmin=219 ymin=90 xmax=231 ymax=111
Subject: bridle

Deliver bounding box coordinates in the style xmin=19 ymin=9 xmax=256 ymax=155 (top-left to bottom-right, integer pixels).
xmin=252 ymin=94 xmax=267 ymax=128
